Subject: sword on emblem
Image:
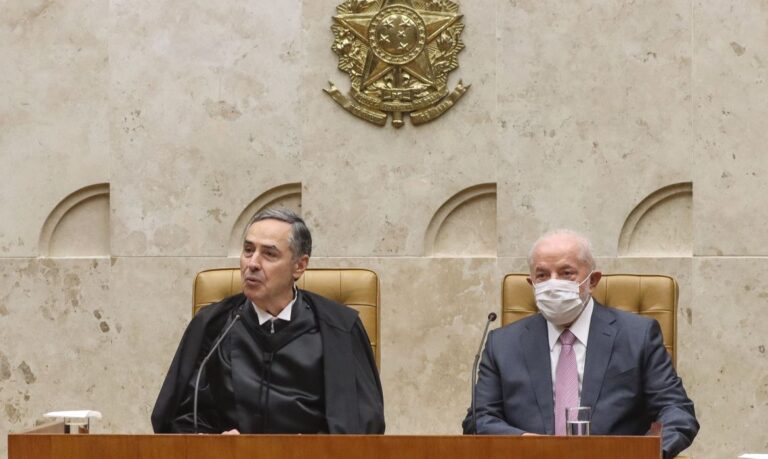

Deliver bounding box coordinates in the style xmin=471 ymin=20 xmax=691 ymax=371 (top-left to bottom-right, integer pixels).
xmin=324 ymin=82 xmax=388 ymax=126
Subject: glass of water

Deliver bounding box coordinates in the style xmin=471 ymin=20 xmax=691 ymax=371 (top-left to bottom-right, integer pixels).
xmin=565 ymin=406 xmax=591 ymax=436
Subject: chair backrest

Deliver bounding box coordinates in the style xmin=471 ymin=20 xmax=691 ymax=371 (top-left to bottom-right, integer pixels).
xmin=193 ymin=268 xmax=380 ymax=367
xmin=501 ymin=274 xmax=678 ymax=367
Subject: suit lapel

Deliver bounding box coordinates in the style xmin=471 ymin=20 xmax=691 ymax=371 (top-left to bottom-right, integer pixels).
xmin=580 ymin=302 xmax=618 ymax=411
xmin=522 ymin=315 xmax=555 ymax=434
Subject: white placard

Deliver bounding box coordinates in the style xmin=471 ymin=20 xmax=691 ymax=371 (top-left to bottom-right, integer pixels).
xmin=44 ymin=410 xmax=102 ymax=419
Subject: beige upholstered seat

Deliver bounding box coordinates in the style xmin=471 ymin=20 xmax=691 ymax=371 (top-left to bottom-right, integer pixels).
xmin=501 ymin=274 xmax=679 ymax=367
xmin=193 ymin=268 xmax=380 ymax=367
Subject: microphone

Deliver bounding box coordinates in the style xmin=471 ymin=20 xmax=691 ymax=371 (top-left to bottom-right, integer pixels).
xmin=470 ymin=312 xmax=497 ymax=434
xmin=193 ymin=313 xmax=241 ymax=433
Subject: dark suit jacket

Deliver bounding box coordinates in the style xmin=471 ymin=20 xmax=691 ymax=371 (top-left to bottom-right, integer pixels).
xmin=152 ymin=290 xmax=385 ymax=434
xmin=462 ymin=301 xmax=698 ymax=458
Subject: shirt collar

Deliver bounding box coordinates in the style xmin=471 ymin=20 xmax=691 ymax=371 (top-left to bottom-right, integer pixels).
xmin=547 ymin=296 xmax=594 ymax=350
xmin=250 ymin=285 xmax=298 ymax=325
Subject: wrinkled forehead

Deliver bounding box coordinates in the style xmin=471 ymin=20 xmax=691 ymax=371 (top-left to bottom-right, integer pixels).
xmin=530 ymin=237 xmax=587 ymax=270
xmin=244 ymin=219 xmax=292 ymax=248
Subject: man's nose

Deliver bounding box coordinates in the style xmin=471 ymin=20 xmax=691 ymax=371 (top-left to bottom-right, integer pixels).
xmin=246 ymin=253 xmax=262 ymax=270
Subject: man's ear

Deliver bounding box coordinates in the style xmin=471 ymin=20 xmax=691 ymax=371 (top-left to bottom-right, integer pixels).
xmin=589 ymin=271 xmax=602 ymax=289
xmin=526 ymin=276 xmax=533 ymax=286
xmin=293 ymin=254 xmax=309 ymax=281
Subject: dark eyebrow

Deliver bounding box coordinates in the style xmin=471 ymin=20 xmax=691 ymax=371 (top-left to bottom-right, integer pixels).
xmin=242 ymin=241 xmax=280 ymax=251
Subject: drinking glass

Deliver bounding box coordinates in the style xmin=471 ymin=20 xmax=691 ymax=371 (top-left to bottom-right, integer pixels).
xmin=565 ymin=406 xmax=591 ymax=436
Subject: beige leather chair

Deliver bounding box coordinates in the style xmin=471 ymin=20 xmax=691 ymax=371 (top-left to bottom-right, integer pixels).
xmin=502 ymin=273 xmax=678 ymax=368
xmin=193 ymin=268 xmax=380 ymax=367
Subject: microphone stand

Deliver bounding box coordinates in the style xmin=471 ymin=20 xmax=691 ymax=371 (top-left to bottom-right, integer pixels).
xmin=193 ymin=314 xmax=241 ymax=433
xmin=471 ymin=312 xmax=497 ymax=434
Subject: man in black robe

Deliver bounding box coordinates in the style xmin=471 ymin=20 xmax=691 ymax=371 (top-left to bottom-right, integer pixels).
xmin=151 ymin=209 xmax=385 ymax=434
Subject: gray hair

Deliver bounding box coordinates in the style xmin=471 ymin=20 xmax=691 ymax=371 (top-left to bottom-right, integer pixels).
xmin=245 ymin=208 xmax=312 ymax=259
xmin=527 ymin=229 xmax=596 ymax=271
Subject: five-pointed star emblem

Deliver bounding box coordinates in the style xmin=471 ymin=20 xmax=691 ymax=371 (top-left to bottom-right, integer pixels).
xmin=333 ymin=0 xmax=461 ymax=89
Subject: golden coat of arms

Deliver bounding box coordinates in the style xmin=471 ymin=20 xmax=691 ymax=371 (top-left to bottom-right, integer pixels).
xmin=325 ymin=0 xmax=469 ymax=128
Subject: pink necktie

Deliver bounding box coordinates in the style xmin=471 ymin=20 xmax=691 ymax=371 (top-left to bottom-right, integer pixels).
xmin=554 ymin=329 xmax=579 ymax=435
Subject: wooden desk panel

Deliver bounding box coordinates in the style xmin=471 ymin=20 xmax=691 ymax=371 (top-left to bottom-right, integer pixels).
xmin=9 ymin=434 xmax=661 ymax=459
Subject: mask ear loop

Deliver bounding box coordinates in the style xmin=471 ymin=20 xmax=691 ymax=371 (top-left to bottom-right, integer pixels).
xmin=579 ymin=271 xmax=594 ymax=286
xmin=578 ymin=270 xmax=595 ymax=304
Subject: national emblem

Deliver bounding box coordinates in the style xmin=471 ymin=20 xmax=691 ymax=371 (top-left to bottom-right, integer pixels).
xmin=325 ymin=0 xmax=469 ymax=128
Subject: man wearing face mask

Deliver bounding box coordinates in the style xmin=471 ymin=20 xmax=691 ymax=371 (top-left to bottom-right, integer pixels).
xmin=462 ymin=230 xmax=698 ymax=459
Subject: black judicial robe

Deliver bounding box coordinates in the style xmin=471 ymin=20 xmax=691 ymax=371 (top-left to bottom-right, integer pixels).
xmin=151 ymin=290 xmax=385 ymax=434
xmin=171 ymin=296 xmax=327 ymax=433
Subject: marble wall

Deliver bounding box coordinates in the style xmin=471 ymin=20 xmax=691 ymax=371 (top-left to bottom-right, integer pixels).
xmin=1 ymin=0 xmax=767 ymax=457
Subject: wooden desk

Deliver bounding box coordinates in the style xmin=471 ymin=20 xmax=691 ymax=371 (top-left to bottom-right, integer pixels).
xmin=9 ymin=432 xmax=660 ymax=459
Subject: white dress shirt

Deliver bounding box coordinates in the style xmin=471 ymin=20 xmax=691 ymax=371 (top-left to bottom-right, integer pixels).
xmin=250 ymin=287 xmax=298 ymax=325
xmin=546 ymin=297 xmax=594 ymax=397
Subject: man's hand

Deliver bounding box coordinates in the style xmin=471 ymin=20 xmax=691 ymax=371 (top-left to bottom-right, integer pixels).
xmin=222 ymin=429 xmax=240 ymax=435
xmin=522 ymin=432 xmax=541 ymax=436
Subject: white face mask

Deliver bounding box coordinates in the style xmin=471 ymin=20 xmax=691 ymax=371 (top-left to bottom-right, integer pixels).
xmin=533 ymin=272 xmax=593 ymax=326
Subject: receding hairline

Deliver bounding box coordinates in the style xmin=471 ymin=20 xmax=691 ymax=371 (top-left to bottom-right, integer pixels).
xmin=243 ymin=218 xmax=292 ymax=243
xmin=527 ymin=229 xmax=596 ymax=271
xmin=242 ymin=208 xmax=312 ymax=260
xmin=244 ymin=216 xmax=292 ymax=234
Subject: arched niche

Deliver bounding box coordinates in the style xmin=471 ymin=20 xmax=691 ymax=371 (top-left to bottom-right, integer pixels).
xmin=227 ymin=183 xmax=302 ymax=257
xmin=618 ymin=182 xmax=693 ymax=257
xmin=424 ymin=183 xmax=497 ymax=257
xmin=39 ymin=184 xmax=111 ymax=257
